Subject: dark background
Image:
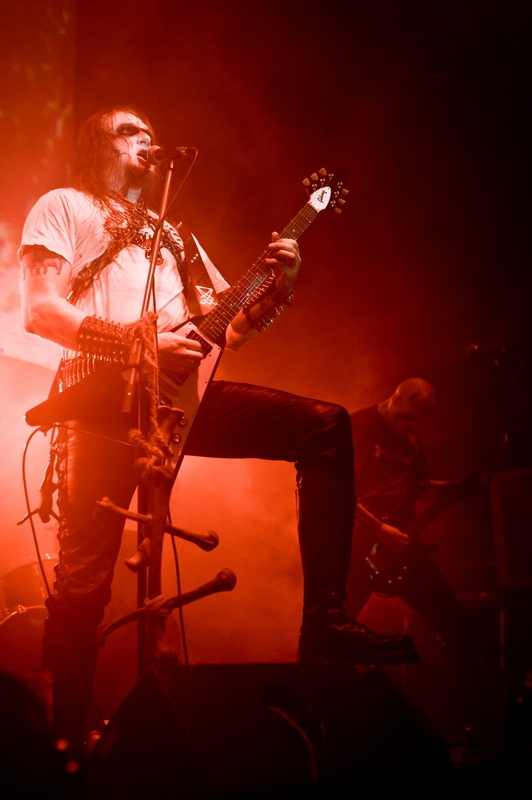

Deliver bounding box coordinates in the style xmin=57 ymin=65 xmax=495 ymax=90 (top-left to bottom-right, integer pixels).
xmin=1 ymin=0 xmax=531 ymax=735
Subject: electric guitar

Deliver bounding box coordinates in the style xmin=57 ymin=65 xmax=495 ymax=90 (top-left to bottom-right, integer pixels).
xmin=156 ymin=167 xmax=349 ymax=468
xmin=26 ymin=168 xmax=349 ymax=463
xmin=361 ymin=465 xmax=494 ymax=598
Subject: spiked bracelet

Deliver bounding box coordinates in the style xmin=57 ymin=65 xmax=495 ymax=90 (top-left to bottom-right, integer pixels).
xmin=243 ymin=279 xmax=294 ymax=333
xmin=76 ymin=315 xmax=135 ymax=363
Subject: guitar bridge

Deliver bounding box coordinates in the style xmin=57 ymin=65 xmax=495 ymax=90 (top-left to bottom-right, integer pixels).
xmin=158 ymin=370 xmax=186 ymax=408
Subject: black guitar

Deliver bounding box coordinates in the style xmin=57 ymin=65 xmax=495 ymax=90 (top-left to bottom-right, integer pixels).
xmin=362 ymin=466 xmax=494 ymax=598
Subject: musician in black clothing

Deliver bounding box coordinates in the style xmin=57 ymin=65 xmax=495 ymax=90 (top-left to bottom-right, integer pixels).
xmin=19 ymin=105 xmax=416 ymax=753
xmin=346 ymin=377 xmax=493 ymax=741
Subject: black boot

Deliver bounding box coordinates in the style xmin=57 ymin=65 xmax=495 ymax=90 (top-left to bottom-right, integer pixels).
xmin=43 ymin=634 xmax=99 ymax=755
xmin=298 ymin=603 xmax=420 ymax=664
xmin=295 ymin=481 xmax=419 ymax=665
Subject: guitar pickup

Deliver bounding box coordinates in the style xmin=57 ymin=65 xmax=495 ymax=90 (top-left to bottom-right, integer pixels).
xmin=160 ymin=368 xmax=188 ymax=393
xmin=159 ymin=332 xmax=213 ymax=396
xmin=187 ymin=330 xmax=213 ymax=357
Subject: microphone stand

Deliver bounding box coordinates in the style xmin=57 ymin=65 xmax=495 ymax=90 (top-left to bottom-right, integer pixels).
xmin=121 ymin=156 xmax=183 ymax=675
xmin=114 ymin=153 xmax=234 ymax=675
xmin=122 ymin=157 xmax=178 ymax=414
xmin=22 ymin=151 xmax=237 ymax=707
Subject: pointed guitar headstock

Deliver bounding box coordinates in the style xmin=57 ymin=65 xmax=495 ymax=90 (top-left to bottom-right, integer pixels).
xmin=302 ymin=167 xmax=349 ymax=214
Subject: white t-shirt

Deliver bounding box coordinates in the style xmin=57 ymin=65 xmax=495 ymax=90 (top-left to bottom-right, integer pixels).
xmin=19 ymin=188 xmax=229 ymax=335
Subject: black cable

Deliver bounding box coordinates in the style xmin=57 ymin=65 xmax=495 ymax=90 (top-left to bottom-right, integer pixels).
xmin=168 ymin=515 xmax=189 ymax=665
xmin=18 ymin=426 xmax=58 ymax=600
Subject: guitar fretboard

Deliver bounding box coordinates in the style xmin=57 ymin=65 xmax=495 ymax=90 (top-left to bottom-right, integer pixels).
xmin=196 ymin=203 xmax=320 ymax=344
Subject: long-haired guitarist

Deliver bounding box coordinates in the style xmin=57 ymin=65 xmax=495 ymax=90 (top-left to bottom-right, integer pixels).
xmin=19 ymin=106 xmax=417 ymax=754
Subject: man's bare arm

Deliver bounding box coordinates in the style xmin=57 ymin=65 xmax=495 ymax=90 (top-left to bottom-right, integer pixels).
xmin=21 ymin=245 xmax=85 ymax=349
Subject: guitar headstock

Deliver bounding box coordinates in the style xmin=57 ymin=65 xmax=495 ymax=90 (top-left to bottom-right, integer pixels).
xmin=303 ymin=167 xmax=349 ymax=214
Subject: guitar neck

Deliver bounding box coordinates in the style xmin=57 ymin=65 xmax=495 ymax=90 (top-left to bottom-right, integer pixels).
xmin=405 ymin=473 xmax=488 ymax=540
xmin=405 ymin=499 xmax=453 ymax=539
xmin=196 ymin=203 xmax=320 ymax=343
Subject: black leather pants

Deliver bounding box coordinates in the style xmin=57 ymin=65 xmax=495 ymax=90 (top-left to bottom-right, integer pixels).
xmin=45 ymin=379 xmax=355 ymax=746
xmin=188 ymin=381 xmax=356 ymax=621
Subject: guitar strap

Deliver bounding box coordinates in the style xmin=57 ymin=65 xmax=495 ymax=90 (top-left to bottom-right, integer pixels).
xmin=177 ymin=221 xmax=220 ymax=316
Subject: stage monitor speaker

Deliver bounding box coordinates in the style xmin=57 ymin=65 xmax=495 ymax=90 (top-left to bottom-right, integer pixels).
xmin=89 ymin=661 xmax=451 ymax=798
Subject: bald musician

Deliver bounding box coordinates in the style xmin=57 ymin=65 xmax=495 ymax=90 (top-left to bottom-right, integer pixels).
xmin=346 ymin=378 xmax=492 ymax=742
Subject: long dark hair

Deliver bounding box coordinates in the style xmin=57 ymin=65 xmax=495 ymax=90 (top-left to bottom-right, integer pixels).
xmin=71 ymin=105 xmax=159 ymax=206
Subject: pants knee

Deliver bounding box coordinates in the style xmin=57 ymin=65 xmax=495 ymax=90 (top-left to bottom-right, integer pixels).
xmin=297 ymin=401 xmax=354 ymax=487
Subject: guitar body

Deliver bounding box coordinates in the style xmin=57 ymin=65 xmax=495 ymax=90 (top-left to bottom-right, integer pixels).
xmin=154 ymin=167 xmax=348 ymax=471
xmin=364 ymin=539 xmax=437 ymax=598
xmin=157 ymin=319 xmax=225 ymax=468
xmin=361 ymin=466 xmax=493 ymax=598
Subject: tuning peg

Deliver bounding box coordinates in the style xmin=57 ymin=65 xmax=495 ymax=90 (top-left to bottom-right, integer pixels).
xmin=334 ymin=207 xmax=343 ymax=214
xmin=341 ymin=188 xmax=349 ymax=196
xmin=336 ymin=197 xmax=346 ymax=206
xmin=310 ymin=173 xmax=319 ymax=181
xmin=302 ymin=177 xmax=311 ymax=187
xmin=319 ymin=167 xmax=327 ymax=176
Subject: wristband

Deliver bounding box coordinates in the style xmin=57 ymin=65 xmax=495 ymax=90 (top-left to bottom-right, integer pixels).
xmin=243 ymin=280 xmax=294 ymax=333
xmin=77 ymin=315 xmax=135 ymax=363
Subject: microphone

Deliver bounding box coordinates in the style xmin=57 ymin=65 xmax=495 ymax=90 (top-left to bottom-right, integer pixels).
xmin=467 ymin=344 xmax=509 ymax=358
xmin=144 ymin=145 xmax=195 ymax=164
